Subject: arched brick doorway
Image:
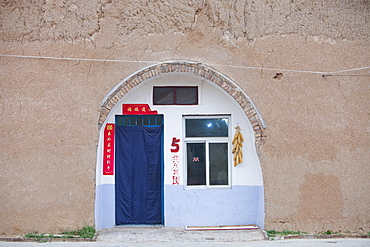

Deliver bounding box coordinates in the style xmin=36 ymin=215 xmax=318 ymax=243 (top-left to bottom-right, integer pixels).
xmin=95 ymin=60 xmax=266 ymax=230
xmin=98 ymin=61 xmax=265 ymax=150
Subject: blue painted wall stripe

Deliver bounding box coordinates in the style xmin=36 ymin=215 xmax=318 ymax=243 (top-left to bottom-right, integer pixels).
xmin=96 ymin=184 xmax=115 ymax=229
xmin=96 ymin=184 xmax=264 ymax=229
xmin=164 ymin=185 xmax=264 ymax=228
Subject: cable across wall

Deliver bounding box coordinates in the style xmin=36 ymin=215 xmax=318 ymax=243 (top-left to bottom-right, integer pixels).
xmin=0 ymin=54 xmax=369 ymax=77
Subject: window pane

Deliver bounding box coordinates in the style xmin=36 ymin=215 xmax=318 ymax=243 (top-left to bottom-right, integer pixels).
xmin=143 ymin=116 xmax=149 ymax=125
xmin=154 ymin=86 xmax=198 ymax=105
xmin=115 ymin=115 xmax=163 ymax=126
xmin=176 ymin=87 xmax=198 ymax=104
xmin=209 ymin=143 xmax=228 ymax=185
xmin=187 ymin=143 xmax=206 ymax=185
xmin=153 ymin=87 xmax=174 ymax=104
xmin=185 ymin=118 xmax=229 ymax=137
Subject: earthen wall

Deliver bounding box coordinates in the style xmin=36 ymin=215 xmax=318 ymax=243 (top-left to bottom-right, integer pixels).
xmin=0 ymin=0 xmax=369 ymax=234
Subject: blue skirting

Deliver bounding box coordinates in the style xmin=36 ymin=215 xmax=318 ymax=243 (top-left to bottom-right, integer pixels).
xmin=95 ymin=184 xmax=264 ymax=230
xmin=164 ymin=185 xmax=264 ymax=228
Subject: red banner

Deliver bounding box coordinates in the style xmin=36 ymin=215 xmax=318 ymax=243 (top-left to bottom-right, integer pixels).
xmin=122 ymin=104 xmax=158 ymax=115
xmin=103 ymin=124 xmax=115 ymax=175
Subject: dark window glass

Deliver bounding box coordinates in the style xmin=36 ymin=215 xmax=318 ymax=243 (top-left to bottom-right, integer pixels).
xmin=153 ymin=87 xmax=174 ymax=104
xmin=187 ymin=143 xmax=206 ymax=185
xmin=185 ymin=118 xmax=229 ymax=137
xmin=115 ymin=115 xmax=163 ymax=126
xmin=176 ymin=87 xmax=198 ymax=104
xmin=209 ymin=143 xmax=228 ymax=185
xmin=153 ymin=87 xmax=198 ymax=105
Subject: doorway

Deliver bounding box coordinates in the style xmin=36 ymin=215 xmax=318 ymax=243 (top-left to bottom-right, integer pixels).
xmin=96 ymin=61 xmax=265 ymax=230
xmin=115 ymin=115 xmax=164 ymax=225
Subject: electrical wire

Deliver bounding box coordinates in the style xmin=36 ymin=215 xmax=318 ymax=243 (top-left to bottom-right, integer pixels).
xmin=0 ymin=54 xmax=369 ymax=76
xmin=322 ymin=74 xmax=370 ymax=77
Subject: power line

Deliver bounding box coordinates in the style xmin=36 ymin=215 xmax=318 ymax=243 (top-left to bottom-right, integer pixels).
xmin=322 ymin=74 xmax=370 ymax=77
xmin=0 ymin=54 xmax=369 ymax=76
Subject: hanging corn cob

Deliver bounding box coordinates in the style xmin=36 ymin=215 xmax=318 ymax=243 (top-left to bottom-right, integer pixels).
xmin=232 ymin=126 xmax=244 ymax=166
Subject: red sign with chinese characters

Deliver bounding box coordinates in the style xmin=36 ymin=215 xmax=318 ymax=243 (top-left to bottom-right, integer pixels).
xmin=103 ymin=124 xmax=115 ymax=175
xmin=170 ymin=137 xmax=180 ymax=185
xmin=171 ymin=155 xmax=180 ymax=185
xmin=122 ymin=104 xmax=158 ymax=115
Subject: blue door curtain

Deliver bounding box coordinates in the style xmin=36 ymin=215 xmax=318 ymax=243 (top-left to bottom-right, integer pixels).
xmin=115 ymin=125 xmax=163 ymax=225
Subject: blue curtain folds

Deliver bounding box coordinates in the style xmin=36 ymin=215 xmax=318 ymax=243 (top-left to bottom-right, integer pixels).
xmin=115 ymin=125 xmax=163 ymax=225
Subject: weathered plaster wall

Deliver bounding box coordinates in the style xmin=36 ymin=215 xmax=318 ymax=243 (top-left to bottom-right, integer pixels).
xmin=0 ymin=0 xmax=369 ymax=234
xmin=1 ymin=0 xmax=368 ymax=41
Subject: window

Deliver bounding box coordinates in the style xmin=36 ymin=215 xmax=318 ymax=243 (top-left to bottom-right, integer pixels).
xmin=115 ymin=115 xmax=163 ymax=126
xmin=184 ymin=116 xmax=230 ymax=187
xmin=153 ymin=87 xmax=198 ymax=105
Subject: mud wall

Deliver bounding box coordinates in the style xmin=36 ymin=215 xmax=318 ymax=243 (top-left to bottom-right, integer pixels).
xmin=0 ymin=0 xmax=369 ymax=234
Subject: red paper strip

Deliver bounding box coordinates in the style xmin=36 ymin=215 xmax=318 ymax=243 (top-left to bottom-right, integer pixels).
xmin=122 ymin=104 xmax=158 ymax=115
xmin=103 ymin=124 xmax=115 ymax=175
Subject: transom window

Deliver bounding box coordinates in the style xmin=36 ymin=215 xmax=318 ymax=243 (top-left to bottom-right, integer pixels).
xmin=153 ymin=86 xmax=198 ymax=105
xmin=184 ymin=116 xmax=230 ymax=188
xmin=115 ymin=115 xmax=163 ymax=126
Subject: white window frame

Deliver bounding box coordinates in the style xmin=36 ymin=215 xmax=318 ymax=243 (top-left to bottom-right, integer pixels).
xmin=183 ymin=115 xmax=231 ymax=189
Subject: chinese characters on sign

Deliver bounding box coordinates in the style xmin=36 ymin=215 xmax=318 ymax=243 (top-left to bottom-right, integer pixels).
xmin=171 ymin=137 xmax=180 ymax=185
xmin=122 ymin=104 xmax=158 ymax=115
xmin=171 ymin=155 xmax=180 ymax=185
xmin=103 ymin=124 xmax=115 ymax=175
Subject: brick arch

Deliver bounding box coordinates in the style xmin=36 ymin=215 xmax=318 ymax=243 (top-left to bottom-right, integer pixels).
xmin=99 ymin=61 xmax=265 ymax=149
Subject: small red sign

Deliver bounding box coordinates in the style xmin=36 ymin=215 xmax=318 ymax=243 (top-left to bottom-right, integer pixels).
xmin=103 ymin=124 xmax=115 ymax=175
xmin=171 ymin=155 xmax=180 ymax=185
xmin=122 ymin=104 xmax=158 ymax=115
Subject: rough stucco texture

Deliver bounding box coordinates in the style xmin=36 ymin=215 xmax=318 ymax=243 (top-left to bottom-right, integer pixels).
xmin=1 ymin=0 xmax=369 ymax=41
xmin=0 ymin=0 xmax=369 ymax=235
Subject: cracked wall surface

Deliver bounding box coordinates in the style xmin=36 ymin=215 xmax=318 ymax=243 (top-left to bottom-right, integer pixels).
xmin=1 ymin=0 xmax=103 ymax=41
xmin=0 ymin=0 xmax=369 ymax=235
xmin=1 ymin=0 xmax=369 ymax=41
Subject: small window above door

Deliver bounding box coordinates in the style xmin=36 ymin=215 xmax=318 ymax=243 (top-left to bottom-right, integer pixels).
xmin=153 ymin=86 xmax=198 ymax=105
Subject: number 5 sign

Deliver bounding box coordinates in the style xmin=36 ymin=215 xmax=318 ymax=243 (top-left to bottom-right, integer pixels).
xmin=170 ymin=137 xmax=180 ymax=153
